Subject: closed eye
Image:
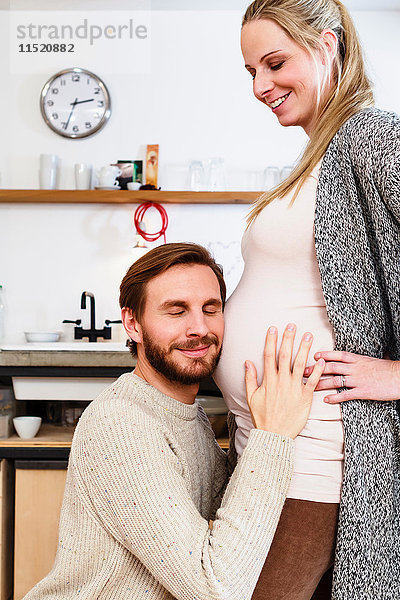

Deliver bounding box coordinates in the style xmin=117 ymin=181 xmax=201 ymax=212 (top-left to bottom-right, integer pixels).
xmin=203 ymin=305 xmax=221 ymax=315
xmin=271 ymin=61 xmax=284 ymax=71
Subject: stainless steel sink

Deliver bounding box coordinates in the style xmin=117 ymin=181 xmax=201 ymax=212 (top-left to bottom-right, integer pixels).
xmin=12 ymin=376 xmax=117 ymax=401
xmin=2 ymin=342 xmax=130 ymax=401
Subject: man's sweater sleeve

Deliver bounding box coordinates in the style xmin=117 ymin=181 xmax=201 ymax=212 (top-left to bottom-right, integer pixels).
xmin=72 ymin=403 xmax=293 ymax=600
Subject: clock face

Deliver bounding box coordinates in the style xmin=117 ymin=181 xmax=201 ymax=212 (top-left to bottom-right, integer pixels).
xmin=40 ymin=68 xmax=111 ymax=139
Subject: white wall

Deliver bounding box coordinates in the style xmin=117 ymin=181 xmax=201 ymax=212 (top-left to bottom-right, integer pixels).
xmin=0 ymin=4 xmax=399 ymax=342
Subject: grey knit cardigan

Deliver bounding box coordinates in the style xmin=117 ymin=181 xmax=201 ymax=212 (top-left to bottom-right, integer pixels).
xmin=314 ymin=108 xmax=400 ymax=600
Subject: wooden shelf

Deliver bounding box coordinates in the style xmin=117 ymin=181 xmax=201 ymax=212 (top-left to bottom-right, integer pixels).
xmin=0 ymin=424 xmax=73 ymax=448
xmin=0 ymin=189 xmax=262 ymax=205
xmin=0 ymin=423 xmax=229 ymax=449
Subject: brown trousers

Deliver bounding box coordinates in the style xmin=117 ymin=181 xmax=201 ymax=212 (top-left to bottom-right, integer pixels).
xmin=251 ymin=499 xmax=339 ymax=600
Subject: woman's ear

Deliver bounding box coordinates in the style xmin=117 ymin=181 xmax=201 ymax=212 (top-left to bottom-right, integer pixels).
xmin=320 ymin=29 xmax=339 ymax=63
xmin=121 ymin=307 xmax=143 ymax=344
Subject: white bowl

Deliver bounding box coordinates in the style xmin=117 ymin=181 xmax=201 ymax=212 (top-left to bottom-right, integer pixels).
xmin=24 ymin=332 xmax=60 ymax=343
xmin=127 ymin=182 xmax=141 ymax=190
xmin=13 ymin=416 xmax=42 ymax=439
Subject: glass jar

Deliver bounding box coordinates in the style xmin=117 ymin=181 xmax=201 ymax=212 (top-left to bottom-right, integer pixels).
xmin=188 ymin=161 xmax=205 ymax=192
xmin=0 ymin=387 xmax=16 ymax=440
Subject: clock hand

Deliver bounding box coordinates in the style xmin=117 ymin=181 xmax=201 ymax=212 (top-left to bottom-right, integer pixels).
xmin=70 ymin=98 xmax=94 ymax=106
xmin=64 ymin=97 xmax=78 ymax=131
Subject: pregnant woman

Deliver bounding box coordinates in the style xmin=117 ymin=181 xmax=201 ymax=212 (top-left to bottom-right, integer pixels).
xmin=214 ymin=1 xmax=400 ymax=599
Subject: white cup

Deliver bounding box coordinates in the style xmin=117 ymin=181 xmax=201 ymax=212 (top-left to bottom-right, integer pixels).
xmin=99 ymin=165 xmax=121 ymax=178
xmin=39 ymin=167 xmax=57 ymax=190
xmin=96 ymin=165 xmax=121 ymax=188
xmin=75 ymin=163 xmax=92 ymax=190
xmin=98 ymin=177 xmax=119 ymax=187
xmin=40 ymin=153 xmax=59 ymax=168
xmin=13 ymin=416 xmax=42 ymax=439
xmin=127 ymin=181 xmax=141 ymax=191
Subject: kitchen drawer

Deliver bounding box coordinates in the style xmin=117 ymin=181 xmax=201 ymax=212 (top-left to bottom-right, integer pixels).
xmin=14 ymin=461 xmax=67 ymax=600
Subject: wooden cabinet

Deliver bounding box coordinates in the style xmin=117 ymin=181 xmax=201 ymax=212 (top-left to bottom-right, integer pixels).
xmin=13 ymin=462 xmax=67 ymax=600
xmin=0 ymin=460 xmax=13 ymax=600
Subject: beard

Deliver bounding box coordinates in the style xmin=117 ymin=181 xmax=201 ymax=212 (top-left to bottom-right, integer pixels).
xmin=141 ymin=330 xmax=222 ymax=385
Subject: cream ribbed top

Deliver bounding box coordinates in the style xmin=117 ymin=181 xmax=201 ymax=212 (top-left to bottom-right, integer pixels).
xmin=25 ymin=373 xmax=294 ymax=600
xmin=214 ymin=162 xmax=344 ymax=503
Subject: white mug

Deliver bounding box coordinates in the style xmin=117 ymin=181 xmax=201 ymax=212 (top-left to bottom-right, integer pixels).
xmin=96 ymin=165 xmax=121 ymax=188
xmin=99 ymin=165 xmax=121 ymax=178
xmin=98 ymin=180 xmax=119 ymax=187
xmin=40 ymin=153 xmax=59 ymax=168
xmin=75 ymin=163 xmax=92 ymax=190
xmin=98 ymin=176 xmax=120 ymax=187
xmin=39 ymin=167 xmax=57 ymax=190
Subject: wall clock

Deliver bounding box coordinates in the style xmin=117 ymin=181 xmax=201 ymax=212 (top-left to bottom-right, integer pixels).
xmin=40 ymin=67 xmax=111 ymax=139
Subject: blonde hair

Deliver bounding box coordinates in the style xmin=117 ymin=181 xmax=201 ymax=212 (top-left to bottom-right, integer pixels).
xmin=243 ymin=0 xmax=374 ymax=225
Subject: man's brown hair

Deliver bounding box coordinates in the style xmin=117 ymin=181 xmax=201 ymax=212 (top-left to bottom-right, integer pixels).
xmin=119 ymin=242 xmax=226 ymax=356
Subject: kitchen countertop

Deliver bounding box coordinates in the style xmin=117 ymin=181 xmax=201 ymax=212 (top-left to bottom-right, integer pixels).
xmin=0 ymin=345 xmax=134 ymax=368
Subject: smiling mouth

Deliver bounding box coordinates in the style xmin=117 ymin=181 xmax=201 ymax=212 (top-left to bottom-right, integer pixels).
xmin=268 ymin=92 xmax=291 ymax=110
xmin=177 ymin=346 xmax=211 ymax=358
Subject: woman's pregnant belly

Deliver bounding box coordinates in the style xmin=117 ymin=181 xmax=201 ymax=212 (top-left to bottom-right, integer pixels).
xmin=214 ymin=292 xmax=344 ymax=503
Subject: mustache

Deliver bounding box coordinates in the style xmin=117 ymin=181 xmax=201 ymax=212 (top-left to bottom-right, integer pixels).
xmin=170 ymin=335 xmax=219 ymax=351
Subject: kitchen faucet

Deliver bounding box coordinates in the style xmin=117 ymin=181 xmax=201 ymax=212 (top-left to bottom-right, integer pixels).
xmin=63 ymin=291 xmax=122 ymax=342
xmin=81 ymin=291 xmax=96 ymax=332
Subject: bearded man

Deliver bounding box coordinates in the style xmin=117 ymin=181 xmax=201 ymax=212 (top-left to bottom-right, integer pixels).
xmin=24 ymin=242 xmax=323 ymax=600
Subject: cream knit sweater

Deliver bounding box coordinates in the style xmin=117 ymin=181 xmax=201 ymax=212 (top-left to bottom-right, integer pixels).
xmin=24 ymin=373 xmax=294 ymax=600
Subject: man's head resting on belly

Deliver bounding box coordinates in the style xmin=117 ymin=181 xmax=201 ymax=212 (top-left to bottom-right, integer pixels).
xmin=120 ymin=242 xmax=226 ymax=400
